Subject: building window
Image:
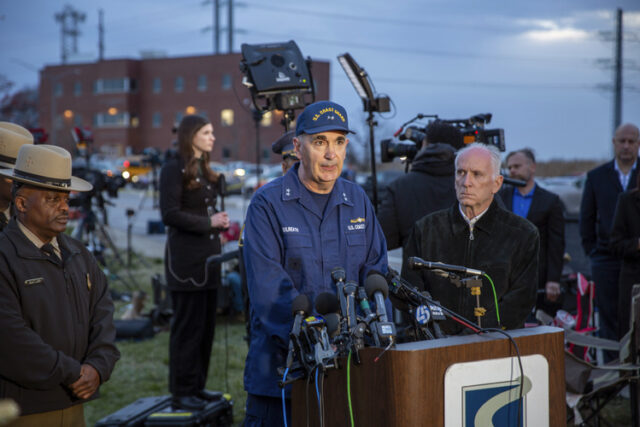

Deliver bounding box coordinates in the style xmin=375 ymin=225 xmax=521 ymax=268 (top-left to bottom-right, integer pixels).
xmin=94 ymin=111 xmax=130 ymax=128
xmin=222 ymin=147 xmax=231 ymax=158
xmin=260 ymin=111 xmax=272 ymax=127
xmin=73 ymin=82 xmax=82 ymax=96
xmin=175 ymin=112 xmax=184 ymax=125
xmin=220 ymin=109 xmax=234 ymax=127
xmin=152 ymin=112 xmax=162 ymax=128
xmin=94 ymin=78 xmax=134 ymax=94
xmin=73 ymin=113 xmax=82 ymax=127
xmin=197 ymin=75 xmax=207 ymax=92
xmin=221 ymin=74 xmax=232 ymax=90
xmin=153 ymin=78 xmax=162 ymax=93
xmin=175 ymin=76 xmax=184 ymax=93
xmin=54 ymin=83 xmax=63 ymax=97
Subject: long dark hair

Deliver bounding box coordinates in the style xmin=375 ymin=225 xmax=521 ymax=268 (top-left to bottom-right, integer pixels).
xmin=177 ymin=115 xmax=218 ymax=189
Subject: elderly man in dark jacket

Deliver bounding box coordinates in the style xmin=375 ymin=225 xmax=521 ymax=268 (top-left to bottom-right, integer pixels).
xmin=402 ymin=143 xmax=539 ymax=334
xmin=378 ymin=121 xmax=464 ymax=250
xmin=0 ymin=144 xmax=119 ymax=425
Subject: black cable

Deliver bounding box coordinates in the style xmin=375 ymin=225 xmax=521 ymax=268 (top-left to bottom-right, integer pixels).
xmin=478 ymin=328 xmax=524 ymax=427
xmin=224 ymin=309 xmax=229 ymax=393
xmin=306 ymin=369 xmax=312 ymax=427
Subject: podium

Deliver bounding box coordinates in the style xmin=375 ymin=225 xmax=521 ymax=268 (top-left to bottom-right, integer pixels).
xmin=292 ymin=326 xmax=565 ymax=427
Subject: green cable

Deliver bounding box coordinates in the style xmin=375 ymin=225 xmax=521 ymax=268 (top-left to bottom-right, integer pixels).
xmin=483 ymin=273 xmax=501 ymax=326
xmin=347 ymin=351 xmax=354 ymax=427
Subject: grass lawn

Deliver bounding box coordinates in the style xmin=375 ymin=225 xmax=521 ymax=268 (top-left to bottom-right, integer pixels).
xmin=83 ymin=254 xmax=249 ymax=426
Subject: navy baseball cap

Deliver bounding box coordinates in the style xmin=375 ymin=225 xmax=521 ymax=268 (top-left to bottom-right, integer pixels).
xmin=271 ymin=130 xmax=298 ymax=160
xmin=295 ymin=101 xmax=355 ymax=136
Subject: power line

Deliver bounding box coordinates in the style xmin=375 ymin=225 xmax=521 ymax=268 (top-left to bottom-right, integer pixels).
xmin=244 ymin=29 xmax=604 ymax=65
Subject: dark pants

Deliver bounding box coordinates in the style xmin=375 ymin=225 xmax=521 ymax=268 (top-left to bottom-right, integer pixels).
xmin=591 ymin=254 xmax=621 ymax=361
xmin=244 ymin=394 xmax=290 ymax=427
xmin=169 ymin=289 xmax=217 ymax=396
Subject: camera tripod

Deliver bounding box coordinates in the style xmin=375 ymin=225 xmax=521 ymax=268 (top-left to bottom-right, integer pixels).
xmin=71 ymin=188 xmax=140 ymax=290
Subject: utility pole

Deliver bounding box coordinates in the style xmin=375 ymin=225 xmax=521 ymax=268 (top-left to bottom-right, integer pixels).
xmin=54 ymin=5 xmax=86 ymax=64
xmin=98 ymin=9 xmax=105 ymax=61
xmin=214 ymin=0 xmax=220 ymax=54
xmin=228 ymin=0 xmax=234 ymax=53
xmin=613 ymin=8 xmax=623 ymax=134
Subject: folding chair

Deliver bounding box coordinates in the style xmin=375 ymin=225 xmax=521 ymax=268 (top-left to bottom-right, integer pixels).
xmin=564 ymin=284 xmax=640 ymax=426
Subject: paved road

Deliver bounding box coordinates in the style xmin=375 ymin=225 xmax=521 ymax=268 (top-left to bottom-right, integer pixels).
xmin=77 ymin=188 xmax=250 ymax=259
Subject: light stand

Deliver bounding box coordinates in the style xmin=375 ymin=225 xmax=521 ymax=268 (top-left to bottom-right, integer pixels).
xmin=337 ymin=53 xmax=390 ymax=213
xmin=240 ymin=40 xmax=316 ymax=143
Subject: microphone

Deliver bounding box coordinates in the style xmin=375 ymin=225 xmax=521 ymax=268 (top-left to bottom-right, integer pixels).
xmin=364 ymin=274 xmax=390 ymax=323
xmin=218 ymin=174 xmax=227 ymax=211
xmin=315 ymin=292 xmax=340 ymax=315
xmin=343 ymin=280 xmax=359 ymax=331
xmin=286 ymin=294 xmax=312 ymax=368
xmin=290 ymin=294 xmax=311 ymax=338
xmin=324 ymin=313 xmax=341 ymax=338
xmin=314 ymin=293 xmax=342 ymax=338
xmin=364 ymin=273 xmax=396 ymax=343
xmin=330 ymin=267 xmax=346 ymax=284
xmin=407 ymin=257 xmax=485 ymax=277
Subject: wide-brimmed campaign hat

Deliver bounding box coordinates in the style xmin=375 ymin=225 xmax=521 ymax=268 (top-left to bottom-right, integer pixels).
xmin=0 ymin=122 xmax=34 ymax=168
xmin=0 ymin=144 xmax=92 ymax=192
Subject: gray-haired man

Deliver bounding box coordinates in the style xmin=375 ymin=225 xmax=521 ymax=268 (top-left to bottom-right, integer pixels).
xmin=402 ymin=143 xmax=539 ymax=334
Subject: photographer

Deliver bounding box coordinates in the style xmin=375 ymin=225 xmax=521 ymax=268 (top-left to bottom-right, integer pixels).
xmin=159 ymin=115 xmax=230 ymax=410
xmin=378 ymin=121 xmax=464 ymax=250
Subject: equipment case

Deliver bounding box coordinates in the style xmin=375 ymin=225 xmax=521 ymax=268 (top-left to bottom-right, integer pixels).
xmin=95 ymin=394 xmax=233 ymax=427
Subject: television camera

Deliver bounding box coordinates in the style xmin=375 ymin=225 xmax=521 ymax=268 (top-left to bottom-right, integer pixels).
xmin=381 ymin=113 xmax=505 ymax=163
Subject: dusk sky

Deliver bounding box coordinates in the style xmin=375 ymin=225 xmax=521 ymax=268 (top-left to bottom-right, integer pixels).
xmin=1 ymin=0 xmax=639 ymax=161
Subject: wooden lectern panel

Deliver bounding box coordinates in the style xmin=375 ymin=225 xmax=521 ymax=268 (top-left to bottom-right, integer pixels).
xmin=292 ymin=326 xmax=565 ymax=426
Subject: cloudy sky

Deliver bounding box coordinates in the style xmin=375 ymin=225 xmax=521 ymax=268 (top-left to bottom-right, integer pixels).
xmin=1 ymin=0 xmax=639 ymax=161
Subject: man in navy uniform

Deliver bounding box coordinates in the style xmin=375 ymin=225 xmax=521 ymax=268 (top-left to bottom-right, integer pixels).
xmin=242 ymin=101 xmax=388 ymax=426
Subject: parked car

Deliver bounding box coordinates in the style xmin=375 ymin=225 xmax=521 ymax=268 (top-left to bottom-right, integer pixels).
xmin=538 ymin=174 xmax=586 ymax=220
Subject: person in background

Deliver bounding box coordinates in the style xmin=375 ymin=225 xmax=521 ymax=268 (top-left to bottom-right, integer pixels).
xmin=159 ymin=114 xmax=230 ymax=410
xmin=402 ymin=143 xmax=539 ymax=334
xmin=0 ymin=122 xmax=33 ymax=231
xmin=271 ymin=130 xmax=299 ymax=175
xmin=500 ymin=148 xmax=565 ymax=315
xmin=378 ymin=121 xmax=464 ymax=250
xmin=610 ymin=171 xmax=640 ymax=338
xmin=0 ymin=144 xmax=119 ymax=426
xmin=580 ymin=123 xmax=639 ymax=353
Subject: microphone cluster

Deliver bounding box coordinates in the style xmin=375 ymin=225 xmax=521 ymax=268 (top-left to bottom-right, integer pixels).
xmin=280 ymin=267 xmax=398 ymax=385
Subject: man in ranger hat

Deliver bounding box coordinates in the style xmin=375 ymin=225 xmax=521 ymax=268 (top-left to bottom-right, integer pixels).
xmin=271 ymin=130 xmax=299 ymax=174
xmin=242 ymin=101 xmax=388 ymax=426
xmin=0 ymin=122 xmax=34 ymax=231
xmin=0 ymin=144 xmax=120 ymax=426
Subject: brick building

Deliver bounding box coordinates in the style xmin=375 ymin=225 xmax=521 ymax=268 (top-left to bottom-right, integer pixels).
xmin=38 ymin=53 xmax=330 ymax=162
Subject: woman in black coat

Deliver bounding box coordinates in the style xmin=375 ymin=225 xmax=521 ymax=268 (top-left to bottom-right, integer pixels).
xmin=610 ymin=172 xmax=640 ymax=339
xmin=159 ymin=114 xmax=229 ymax=410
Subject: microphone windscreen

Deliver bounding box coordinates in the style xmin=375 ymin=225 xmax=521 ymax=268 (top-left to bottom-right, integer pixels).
xmin=292 ymin=294 xmax=311 ymax=315
xmin=364 ymin=273 xmax=389 ymax=300
xmin=218 ymin=174 xmax=227 ymax=195
xmin=324 ymin=313 xmax=341 ymax=337
xmin=315 ymin=292 xmax=340 ymax=315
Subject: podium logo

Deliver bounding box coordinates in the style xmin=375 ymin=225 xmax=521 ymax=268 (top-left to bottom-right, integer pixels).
xmin=463 ymin=375 xmax=532 ymax=427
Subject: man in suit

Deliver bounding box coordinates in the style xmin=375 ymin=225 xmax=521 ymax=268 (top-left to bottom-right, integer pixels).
xmin=500 ymin=148 xmax=565 ymax=314
xmin=580 ymin=122 xmax=640 ymax=352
